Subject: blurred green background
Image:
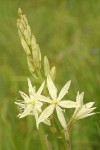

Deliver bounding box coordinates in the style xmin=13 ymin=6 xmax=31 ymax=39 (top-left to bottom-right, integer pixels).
xmin=0 ymin=0 xmax=100 ymax=150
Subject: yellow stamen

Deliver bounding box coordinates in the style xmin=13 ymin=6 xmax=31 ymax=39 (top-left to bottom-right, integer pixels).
xmin=52 ymin=99 xmax=59 ymax=105
xmin=27 ymin=99 xmax=35 ymax=105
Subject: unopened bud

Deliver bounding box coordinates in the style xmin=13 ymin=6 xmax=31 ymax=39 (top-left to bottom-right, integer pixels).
xmin=27 ymin=25 xmax=31 ymax=38
xmin=18 ymin=29 xmax=23 ymax=39
xmin=44 ymin=56 xmax=50 ymax=77
xmin=24 ymin=29 xmax=31 ymax=46
xmin=18 ymin=8 xmax=22 ymax=16
xmin=22 ymin=15 xmax=28 ymax=26
xmin=21 ymin=39 xmax=31 ymax=55
xmin=17 ymin=19 xmax=20 ymax=28
xmin=27 ymin=56 xmax=35 ymax=73
xmin=50 ymin=66 xmax=56 ymax=81
xmin=32 ymin=45 xmax=40 ymax=69
xmin=31 ymin=35 xmax=36 ymax=46
xmin=19 ymin=23 xmax=25 ymax=34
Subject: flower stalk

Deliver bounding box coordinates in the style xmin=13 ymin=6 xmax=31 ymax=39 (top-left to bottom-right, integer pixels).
xmin=64 ymin=130 xmax=71 ymax=150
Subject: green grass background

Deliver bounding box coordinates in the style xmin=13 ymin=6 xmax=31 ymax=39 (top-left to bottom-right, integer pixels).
xmin=0 ymin=0 xmax=100 ymax=149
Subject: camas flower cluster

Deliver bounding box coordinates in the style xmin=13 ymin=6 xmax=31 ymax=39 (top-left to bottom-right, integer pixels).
xmin=15 ymin=76 xmax=96 ymax=130
xmin=15 ymin=8 xmax=96 ymax=131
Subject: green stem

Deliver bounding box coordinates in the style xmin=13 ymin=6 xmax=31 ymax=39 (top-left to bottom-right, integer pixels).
xmin=45 ymin=134 xmax=52 ymax=150
xmin=64 ymin=129 xmax=71 ymax=150
xmin=62 ymin=117 xmax=76 ymax=150
xmin=67 ymin=117 xmax=74 ymax=132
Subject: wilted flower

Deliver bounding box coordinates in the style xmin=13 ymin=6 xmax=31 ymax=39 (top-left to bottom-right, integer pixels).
xmin=35 ymin=76 xmax=79 ymax=129
xmin=72 ymin=91 xmax=96 ymax=121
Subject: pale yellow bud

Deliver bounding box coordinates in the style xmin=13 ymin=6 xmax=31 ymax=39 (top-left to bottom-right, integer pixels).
xmin=18 ymin=8 xmax=22 ymax=16
xmin=24 ymin=29 xmax=31 ymax=46
xmin=20 ymin=18 xmax=26 ymax=29
xmin=32 ymin=44 xmax=41 ymax=69
xmin=21 ymin=39 xmax=31 ymax=55
xmin=38 ymin=46 xmax=41 ymax=62
xmin=22 ymin=15 xmax=28 ymax=26
xmin=31 ymin=35 xmax=36 ymax=46
xmin=17 ymin=19 xmax=20 ymax=28
xmin=44 ymin=56 xmax=50 ymax=77
xmin=19 ymin=23 xmax=25 ymax=34
xmin=27 ymin=25 xmax=31 ymax=38
xmin=50 ymin=66 xmax=56 ymax=81
xmin=18 ymin=29 xmax=23 ymax=39
xmin=27 ymin=56 xmax=35 ymax=73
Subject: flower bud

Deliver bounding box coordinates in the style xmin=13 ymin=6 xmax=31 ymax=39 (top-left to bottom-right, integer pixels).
xmin=32 ymin=44 xmax=40 ymax=69
xmin=21 ymin=39 xmax=31 ymax=55
xmin=24 ymin=29 xmax=31 ymax=46
xmin=50 ymin=66 xmax=56 ymax=81
xmin=18 ymin=8 xmax=22 ymax=16
xmin=44 ymin=56 xmax=50 ymax=77
xmin=27 ymin=56 xmax=35 ymax=73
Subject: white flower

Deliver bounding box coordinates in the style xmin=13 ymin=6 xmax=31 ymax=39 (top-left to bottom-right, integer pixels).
xmin=72 ymin=91 xmax=96 ymax=120
xmin=36 ymin=75 xmax=79 ymax=129
xmin=15 ymin=78 xmax=47 ymax=128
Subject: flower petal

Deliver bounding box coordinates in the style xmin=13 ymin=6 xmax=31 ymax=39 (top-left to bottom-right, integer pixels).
xmin=76 ymin=92 xmax=84 ymax=106
xmin=19 ymin=104 xmax=33 ymax=118
xmin=37 ymin=105 xmax=55 ymax=128
xmin=27 ymin=78 xmax=35 ymax=95
xmin=58 ymin=80 xmax=71 ymax=100
xmin=43 ymin=119 xmax=51 ymax=126
xmin=37 ymin=81 xmax=45 ymax=94
xmin=78 ymin=112 xmax=96 ymax=119
xmin=19 ymin=91 xmax=30 ymax=101
xmin=78 ymin=106 xmax=96 ymax=117
xmin=59 ymin=100 xmax=79 ymax=108
xmin=47 ymin=75 xmax=57 ymax=99
xmin=33 ymin=94 xmax=51 ymax=103
xmin=33 ymin=108 xmax=38 ymax=129
xmin=85 ymin=102 xmax=95 ymax=108
xmin=73 ymin=92 xmax=84 ymax=115
xmin=35 ymin=101 xmax=43 ymax=112
xmin=15 ymin=102 xmax=25 ymax=108
xmin=56 ymin=106 xmax=66 ymax=129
